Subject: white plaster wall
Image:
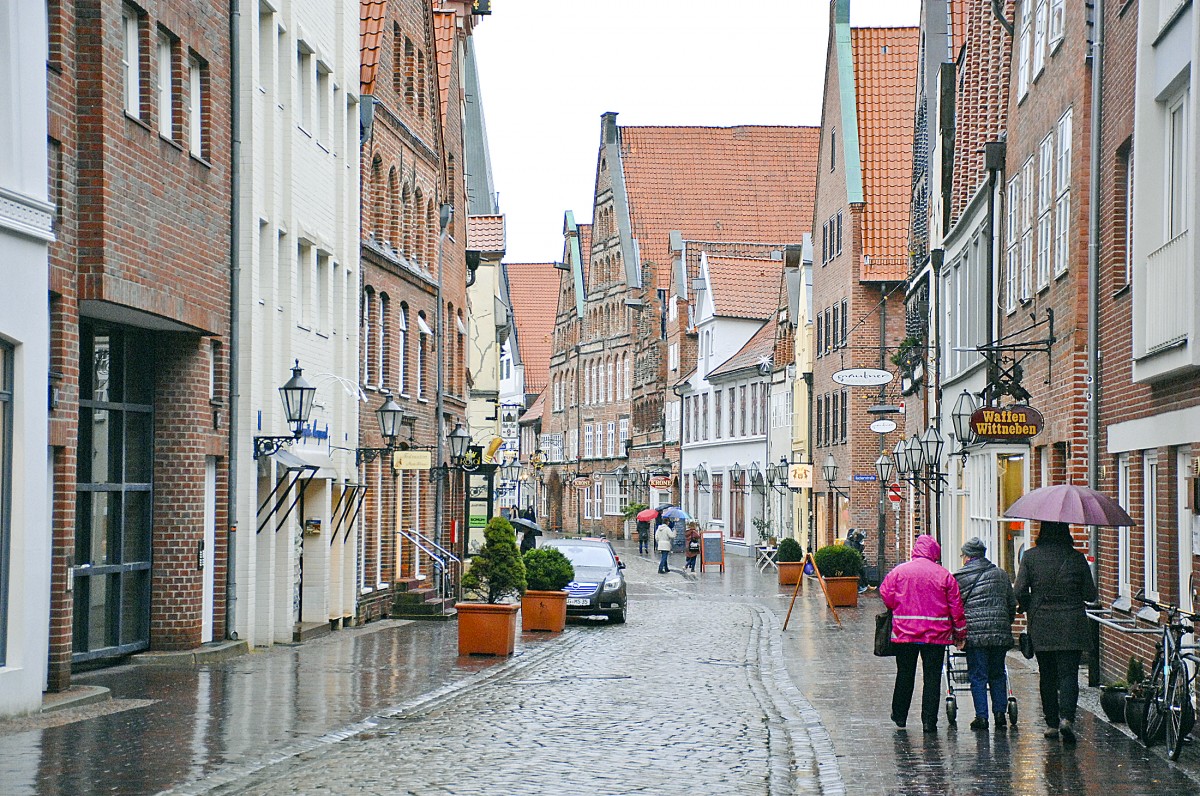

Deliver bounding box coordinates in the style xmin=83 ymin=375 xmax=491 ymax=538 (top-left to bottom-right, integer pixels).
xmin=235 ymin=0 xmax=361 ymax=646
xmin=0 ymin=0 xmax=52 ymax=717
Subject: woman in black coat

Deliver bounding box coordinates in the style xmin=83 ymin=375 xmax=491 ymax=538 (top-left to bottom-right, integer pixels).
xmin=1014 ymin=521 xmax=1096 ymax=743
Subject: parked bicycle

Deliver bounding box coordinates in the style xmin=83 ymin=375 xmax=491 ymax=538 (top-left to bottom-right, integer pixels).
xmin=1132 ymin=589 xmax=1199 ymax=760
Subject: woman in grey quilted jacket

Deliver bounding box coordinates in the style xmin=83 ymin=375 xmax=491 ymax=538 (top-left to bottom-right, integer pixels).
xmin=953 ymin=537 xmax=1017 ymax=731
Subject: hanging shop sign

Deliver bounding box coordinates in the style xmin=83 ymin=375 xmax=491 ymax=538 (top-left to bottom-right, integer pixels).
xmin=869 ymin=419 xmax=897 ymax=434
xmin=831 ymin=368 xmax=894 ymax=387
xmin=969 ymin=405 xmax=1045 ymax=441
xmin=788 ymin=463 xmax=813 ymax=490
xmin=648 ymin=475 xmax=673 ymax=490
xmin=573 ymin=477 xmax=593 ymax=489
xmin=392 ymin=450 xmax=433 ymax=470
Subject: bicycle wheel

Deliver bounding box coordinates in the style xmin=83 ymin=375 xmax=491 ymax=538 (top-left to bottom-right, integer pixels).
xmin=1144 ymin=657 xmax=1166 ymax=745
xmin=1165 ymin=660 xmax=1195 ymax=761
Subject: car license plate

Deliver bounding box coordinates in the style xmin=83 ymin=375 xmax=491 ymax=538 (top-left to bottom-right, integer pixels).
xmin=566 ymin=598 xmax=590 ymax=606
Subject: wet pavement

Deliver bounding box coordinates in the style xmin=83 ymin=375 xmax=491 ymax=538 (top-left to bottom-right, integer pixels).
xmin=0 ymin=539 xmax=1197 ymax=794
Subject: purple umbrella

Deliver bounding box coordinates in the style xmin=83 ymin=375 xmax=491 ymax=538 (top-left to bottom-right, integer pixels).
xmin=1003 ymin=483 xmax=1135 ymax=527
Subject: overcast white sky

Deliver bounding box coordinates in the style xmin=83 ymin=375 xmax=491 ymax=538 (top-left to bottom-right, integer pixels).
xmin=472 ymin=0 xmax=920 ymax=263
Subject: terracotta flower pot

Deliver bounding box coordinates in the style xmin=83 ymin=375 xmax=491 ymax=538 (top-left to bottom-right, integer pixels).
xmin=455 ymin=602 xmax=520 ymax=656
xmin=521 ymin=590 xmax=568 ymax=632
xmin=778 ymin=561 xmax=805 ymax=585
xmin=823 ymin=576 xmax=860 ymax=607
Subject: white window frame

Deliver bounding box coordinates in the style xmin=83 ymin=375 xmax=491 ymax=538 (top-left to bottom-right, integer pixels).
xmin=316 ymin=62 xmax=331 ymax=145
xmin=1006 ymin=176 xmax=1020 ymax=312
xmin=1165 ymin=91 xmax=1189 ymax=240
xmin=604 ymin=476 xmax=623 ymax=515
xmin=1054 ymin=109 xmax=1073 ymax=276
xmin=122 ymin=9 xmax=141 ymax=118
xmin=624 ymin=357 xmax=632 ymax=399
xmin=397 ymin=306 xmax=407 ymax=395
xmin=1037 ymin=132 xmax=1054 ymax=289
xmin=619 ymin=417 xmax=629 ymax=447
xmin=1017 ymin=1 xmax=1032 ymax=98
xmin=157 ymin=33 xmax=173 ymax=138
xmin=584 ymin=424 xmax=594 ymax=459
xmin=297 ymin=43 xmax=312 ymax=131
xmin=669 ymin=342 xmax=679 ymax=372
xmin=1144 ymin=451 xmax=1159 ymax=599
xmin=1117 ymin=454 xmax=1131 ymax=597
xmin=1033 ymin=0 xmax=1048 ymax=78
xmin=606 ymin=421 xmax=615 ymax=457
xmin=1021 ymin=157 xmax=1034 ymax=301
xmin=188 ymin=56 xmax=204 ymax=158
xmin=1049 ymin=0 xmax=1065 ymax=45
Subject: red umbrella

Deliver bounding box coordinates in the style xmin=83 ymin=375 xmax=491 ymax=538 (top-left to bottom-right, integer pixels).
xmin=1003 ymin=483 xmax=1135 ymax=527
xmin=636 ymin=507 xmax=659 ymax=522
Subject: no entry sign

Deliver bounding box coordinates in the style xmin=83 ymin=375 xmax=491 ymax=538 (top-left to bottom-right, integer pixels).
xmin=888 ymin=483 xmax=903 ymax=503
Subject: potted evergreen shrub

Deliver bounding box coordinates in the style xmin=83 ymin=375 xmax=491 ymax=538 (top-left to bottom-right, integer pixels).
xmin=1123 ymin=657 xmax=1153 ymax=740
xmin=521 ymin=547 xmax=575 ymax=632
xmin=1099 ymin=679 xmax=1128 ymax=724
xmin=813 ymin=543 xmax=864 ymax=607
xmin=456 ymin=516 xmax=527 ymax=656
xmin=776 ymin=537 xmax=805 ymax=586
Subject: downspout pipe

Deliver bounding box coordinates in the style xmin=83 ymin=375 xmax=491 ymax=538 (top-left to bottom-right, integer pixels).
xmin=991 ymin=0 xmax=1014 ymax=37
xmin=434 ymin=205 xmax=451 ymax=584
xmin=225 ymin=0 xmax=241 ymax=641
xmin=1086 ymin=0 xmax=1104 ymax=578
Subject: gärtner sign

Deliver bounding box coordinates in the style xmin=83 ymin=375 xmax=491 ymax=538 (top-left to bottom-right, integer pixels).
xmin=969 ymin=405 xmax=1044 ymax=441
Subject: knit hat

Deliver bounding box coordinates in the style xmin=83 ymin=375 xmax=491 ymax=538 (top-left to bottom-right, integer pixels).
xmin=961 ymin=537 xmax=986 ymax=558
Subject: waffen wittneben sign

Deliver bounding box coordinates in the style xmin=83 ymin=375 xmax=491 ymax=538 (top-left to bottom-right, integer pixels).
xmin=969 ymin=405 xmax=1045 ymax=441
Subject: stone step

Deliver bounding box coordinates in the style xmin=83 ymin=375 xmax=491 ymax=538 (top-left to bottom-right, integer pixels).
xmin=391 ymin=597 xmax=457 ymax=621
xmin=292 ymin=621 xmax=334 ymax=643
xmin=394 ymin=587 xmax=440 ymax=605
xmin=392 ymin=577 xmax=427 ymax=593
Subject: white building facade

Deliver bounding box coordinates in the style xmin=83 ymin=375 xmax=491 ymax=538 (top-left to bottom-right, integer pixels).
xmin=233 ymin=1 xmax=362 ymax=647
xmin=0 ymin=1 xmax=53 ymax=716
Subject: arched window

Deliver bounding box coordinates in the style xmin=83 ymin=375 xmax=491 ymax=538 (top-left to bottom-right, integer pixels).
xmin=397 ymin=302 xmax=408 ymax=395
xmin=456 ymin=309 xmax=466 ymax=394
xmin=392 ymin=25 xmax=403 ymax=98
xmin=417 ymin=311 xmax=429 ymax=399
xmin=446 ymin=155 xmax=456 ymax=238
xmin=371 ymin=156 xmax=384 ymax=237
xmin=379 ymin=293 xmax=390 ymax=388
xmin=401 ymin=184 xmax=413 ymax=259
xmin=413 ymin=187 xmax=424 ymax=264
xmin=426 ymin=200 xmax=436 ymax=265
xmin=447 ymin=302 xmax=454 ymax=392
xmin=404 ymin=38 xmax=414 ymax=106
xmin=607 ymin=359 xmax=614 ymax=403
xmin=362 ymin=286 xmax=375 ymax=385
xmin=386 ymin=166 xmax=398 ymax=245
xmin=417 ymin=50 xmax=425 ymax=119
xmin=624 ymin=355 xmax=632 ymax=399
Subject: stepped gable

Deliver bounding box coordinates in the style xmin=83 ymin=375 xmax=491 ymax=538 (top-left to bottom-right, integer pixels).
xmin=506 ymin=262 xmax=559 ymax=393
xmin=619 ymin=125 xmax=819 ymax=286
xmin=851 ymin=26 xmax=919 ymax=281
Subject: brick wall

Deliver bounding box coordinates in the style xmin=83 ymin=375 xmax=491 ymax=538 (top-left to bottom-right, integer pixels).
xmin=46 ymin=0 xmax=232 ymax=687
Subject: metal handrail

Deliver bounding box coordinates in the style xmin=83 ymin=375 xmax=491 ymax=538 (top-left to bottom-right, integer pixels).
xmin=397 ymin=527 xmax=462 ymax=603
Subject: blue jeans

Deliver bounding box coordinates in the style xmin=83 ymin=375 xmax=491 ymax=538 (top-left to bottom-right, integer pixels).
xmin=966 ymin=646 xmax=1009 ymax=718
xmin=658 ymin=550 xmax=670 ymax=572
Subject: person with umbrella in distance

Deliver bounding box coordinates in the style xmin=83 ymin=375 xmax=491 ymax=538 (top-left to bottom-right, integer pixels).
xmin=1006 ymin=484 xmax=1130 ymax=744
xmin=655 ymin=515 xmax=675 ymax=573
xmin=511 ymin=516 xmax=542 ymax=555
xmin=636 ymin=507 xmax=659 ymax=555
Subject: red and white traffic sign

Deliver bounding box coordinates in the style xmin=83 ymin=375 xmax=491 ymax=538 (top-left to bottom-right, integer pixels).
xmin=888 ymin=483 xmax=903 ymax=503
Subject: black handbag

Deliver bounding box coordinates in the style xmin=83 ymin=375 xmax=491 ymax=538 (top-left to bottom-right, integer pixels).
xmin=1019 ymin=631 xmax=1035 ymax=659
xmin=874 ymin=610 xmax=897 ymax=657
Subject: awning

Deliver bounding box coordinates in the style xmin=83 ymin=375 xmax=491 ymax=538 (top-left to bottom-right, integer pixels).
xmin=283 ymin=447 xmax=339 ymax=480
xmin=257 ymin=451 xmax=319 ymax=535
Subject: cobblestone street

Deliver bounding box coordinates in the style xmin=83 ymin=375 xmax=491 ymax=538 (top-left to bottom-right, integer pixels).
xmin=2 ymin=539 xmax=1199 ymax=795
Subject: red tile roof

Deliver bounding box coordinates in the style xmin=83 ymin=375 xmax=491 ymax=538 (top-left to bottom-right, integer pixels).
xmin=619 ymin=126 xmax=819 ymax=287
xmin=852 ymin=27 xmax=919 ymax=281
xmin=506 ymin=263 xmax=559 ymax=393
xmin=706 ymin=256 xmax=784 ymax=321
xmin=360 ymin=1 xmax=387 ymax=95
xmin=519 ymin=390 xmax=546 ymax=425
xmin=950 ymin=0 xmax=968 ymax=59
xmin=433 ymin=10 xmax=456 ymax=134
xmin=467 ymin=214 xmax=505 ymax=253
xmin=708 ymin=320 xmax=777 ymax=379
xmin=576 ymin=223 xmax=592 ymax=293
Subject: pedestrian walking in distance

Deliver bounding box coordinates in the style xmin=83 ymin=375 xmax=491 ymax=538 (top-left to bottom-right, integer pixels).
xmin=879 ymin=535 xmax=967 ymax=733
xmin=684 ymin=522 xmax=701 ymax=572
xmin=519 ymin=525 xmax=538 ymax=555
xmin=1014 ymin=521 xmax=1096 ymax=743
xmin=953 ymin=537 xmax=1017 ymax=731
xmin=637 ymin=517 xmax=652 ymax=555
xmin=655 ymin=520 xmax=675 ymax=573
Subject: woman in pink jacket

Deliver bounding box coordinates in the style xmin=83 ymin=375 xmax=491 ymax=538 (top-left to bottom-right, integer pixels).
xmin=879 ymin=535 xmax=967 ymax=733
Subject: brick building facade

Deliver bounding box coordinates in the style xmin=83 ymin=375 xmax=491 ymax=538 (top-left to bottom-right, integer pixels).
xmin=810 ymin=2 xmax=917 ymax=577
xmin=45 ymin=0 xmax=232 ymax=688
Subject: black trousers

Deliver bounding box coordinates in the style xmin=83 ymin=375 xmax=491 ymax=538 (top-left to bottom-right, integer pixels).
xmin=892 ymin=643 xmax=947 ymax=727
xmin=1035 ymin=649 xmax=1082 ymax=726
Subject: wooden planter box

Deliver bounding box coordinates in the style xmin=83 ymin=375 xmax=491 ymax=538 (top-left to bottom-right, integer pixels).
xmin=824 ymin=576 xmax=860 ymax=607
xmin=521 ymin=590 xmax=568 ymax=632
xmin=455 ymin=603 xmax=520 ymax=656
xmin=778 ymin=561 xmax=805 ymax=585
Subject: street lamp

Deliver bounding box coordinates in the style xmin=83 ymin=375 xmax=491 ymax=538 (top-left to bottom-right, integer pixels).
xmin=694 ymin=464 xmax=710 ymax=493
xmin=822 ymin=453 xmax=850 ymax=500
xmin=919 ymin=426 xmax=945 ymax=467
xmin=352 ymin=392 xmax=413 ymax=466
xmin=875 ymin=453 xmax=895 ymax=484
xmin=254 ymin=360 xmax=317 ymax=459
xmin=951 ymin=390 xmax=980 ymax=455
xmin=448 ymin=423 xmax=471 ymax=465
